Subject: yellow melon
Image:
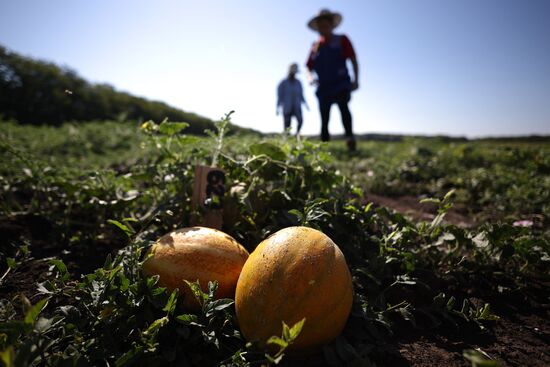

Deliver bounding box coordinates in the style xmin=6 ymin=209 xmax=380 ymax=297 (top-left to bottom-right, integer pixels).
xmin=235 ymin=226 xmax=353 ymax=353
xmin=142 ymin=226 xmax=249 ymax=310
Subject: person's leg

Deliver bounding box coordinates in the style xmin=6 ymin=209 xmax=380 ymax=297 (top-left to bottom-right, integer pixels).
xmin=319 ymin=98 xmax=331 ymax=142
xmin=337 ymin=93 xmax=353 ymax=138
xmin=337 ymin=93 xmax=356 ymax=151
xmin=295 ymin=111 xmax=303 ymax=135
xmin=283 ymin=114 xmax=291 ymax=133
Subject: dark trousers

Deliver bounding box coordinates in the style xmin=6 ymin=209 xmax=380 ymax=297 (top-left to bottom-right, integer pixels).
xmin=319 ymin=92 xmax=353 ymax=142
xmin=283 ymin=114 xmax=303 ymax=133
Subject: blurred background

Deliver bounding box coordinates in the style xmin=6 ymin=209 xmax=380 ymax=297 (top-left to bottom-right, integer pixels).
xmin=1 ymin=0 xmax=549 ymax=137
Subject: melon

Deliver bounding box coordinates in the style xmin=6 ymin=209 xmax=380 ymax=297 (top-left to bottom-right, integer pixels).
xmin=142 ymin=226 xmax=249 ymax=310
xmin=235 ymin=226 xmax=353 ymax=352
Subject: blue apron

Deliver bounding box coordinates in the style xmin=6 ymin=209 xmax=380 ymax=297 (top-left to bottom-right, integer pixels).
xmin=312 ymin=35 xmax=352 ymax=102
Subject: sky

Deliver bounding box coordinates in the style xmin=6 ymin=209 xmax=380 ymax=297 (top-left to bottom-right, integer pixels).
xmin=1 ymin=0 xmax=549 ymax=137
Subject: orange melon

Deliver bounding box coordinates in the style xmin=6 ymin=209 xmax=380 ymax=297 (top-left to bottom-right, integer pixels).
xmin=142 ymin=226 xmax=249 ymax=310
xmin=235 ymin=226 xmax=353 ymax=353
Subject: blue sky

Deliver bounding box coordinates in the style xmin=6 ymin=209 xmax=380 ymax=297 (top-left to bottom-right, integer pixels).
xmin=1 ymin=0 xmax=549 ymax=137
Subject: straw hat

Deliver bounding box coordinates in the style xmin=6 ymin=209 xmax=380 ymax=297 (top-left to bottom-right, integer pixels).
xmin=307 ymin=9 xmax=342 ymax=31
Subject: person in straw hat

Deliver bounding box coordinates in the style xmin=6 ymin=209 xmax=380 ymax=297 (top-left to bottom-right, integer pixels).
xmin=306 ymin=8 xmax=359 ymax=151
xmin=277 ymin=62 xmax=309 ymax=135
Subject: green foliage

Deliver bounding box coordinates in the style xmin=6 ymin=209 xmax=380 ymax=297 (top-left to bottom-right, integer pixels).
xmin=333 ymin=137 xmax=550 ymax=222
xmin=264 ymin=319 xmax=305 ymax=364
xmin=463 ymin=349 xmax=500 ymax=367
xmin=0 ymin=117 xmax=548 ymax=366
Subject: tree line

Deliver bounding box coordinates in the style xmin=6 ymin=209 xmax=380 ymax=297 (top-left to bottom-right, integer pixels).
xmin=0 ymin=45 xmax=232 ymax=134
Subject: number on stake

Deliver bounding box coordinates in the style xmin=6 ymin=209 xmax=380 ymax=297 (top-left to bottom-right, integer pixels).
xmin=205 ymin=170 xmax=225 ymax=209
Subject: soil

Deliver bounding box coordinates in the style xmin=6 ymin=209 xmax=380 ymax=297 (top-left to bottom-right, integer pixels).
xmin=1 ymin=197 xmax=548 ymax=367
xmin=391 ymin=304 xmax=550 ymax=367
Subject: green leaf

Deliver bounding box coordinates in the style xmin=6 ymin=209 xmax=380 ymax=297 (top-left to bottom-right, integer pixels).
xmin=20 ymin=245 xmax=29 ymax=256
xmin=107 ymin=219 xmax=134 ymax=237
xmin=288 ymin=318 xmax=305 ymax=341
xmin=288 ymin=209 xmax=304 ymax=222
xmin=115 ymin=346 xmax=143 ymax=367
xmin=163 ymin=289 xmax=179 ymax=315
xmin=204 ymin=298 xmax=234 ymax=317
xmin=249 ymin=142 xmax=286 ymax=161
xmin=24 ymin=299 xmax=48 ymax=325
xmin=364 ymin=202 xmax=373 ymax=213
xmin=420 ymin=197 xmax=440 ymax=204
xmin=463 ymin=349 xmax=499 ymax=367
xmin=0 ymin=346 xmax=15 ymax=367
xmin=351 ymin=186 xmax=363 ymax=197
xmin=267 ymin=336 xmax=288 ymax=349
xmin=443 ymin=189 xmax=456 ymax=201
xmin=184 ymin=280 xmax=208 ymax=305
xmin=49 ymin=259 xmax=69 ymax=281
xmin=6 ymin=258 xmax=16 ymax=269
xmin=282 ymin=322 xmax=291 ymax=341
xmin=446 ymin=296 xmax=456 ymax=310
xmin=175 ymin=314 xmax=200 ymax=326
xmin=430 ymin=212 xmax=446 ymax=228
xmin=143 ymin=316 xmax=169 ymax=337
xmin=146 ymin=274 xmax=160 ymax=288
xmin=158 ymin=121 xmax=189 ymax=136
xmin=477 ymin=304 xmax=498 ymax=321
xmin=175 ymin=135 xmax=202 ymax=145
xmin=103 ymin=253 xmax=113 ymax=270
xmin=207 ymin=281 xmax=219 ymax=299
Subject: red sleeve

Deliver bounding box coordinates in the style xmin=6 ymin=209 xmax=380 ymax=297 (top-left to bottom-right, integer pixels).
xmin=306 ymin=54 xmax=314 ymax=71
xmin=341 ymin=35 xmax=356 ymax=59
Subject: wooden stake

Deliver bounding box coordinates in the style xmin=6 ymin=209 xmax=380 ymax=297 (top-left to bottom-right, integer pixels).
xmin=191 ymin=165 xmax=225 ymax=229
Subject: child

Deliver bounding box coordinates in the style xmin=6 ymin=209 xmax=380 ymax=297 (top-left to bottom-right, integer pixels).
xmin=306 ymin=9 xmax=359 ymax=151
